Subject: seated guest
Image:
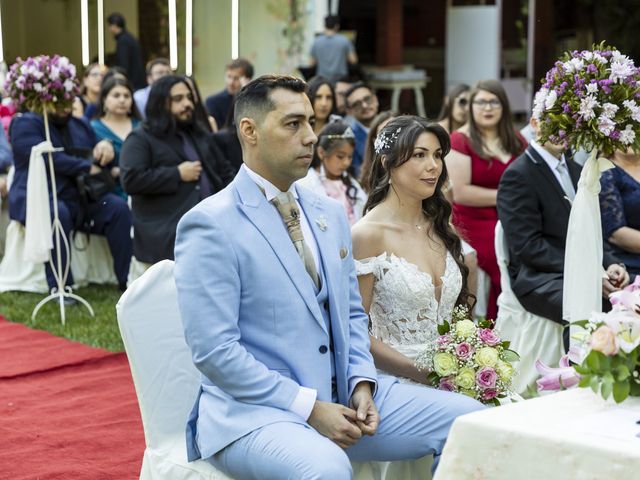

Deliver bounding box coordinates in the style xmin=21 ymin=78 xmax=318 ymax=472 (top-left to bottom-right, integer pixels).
xmin=343 ymin=82 xmax=379 ymax=178
xmin=73 ymin=63 xmax=107 ymax=120
xmin=9 ymin=106 xmax=132 ymax=292
xmin=436 ymin=83 xmax=470 ymax=133
xmin=448 ymin=79 xmax=527 ymax=320
xmin=306 ymin=76 xmax=339 ymax=135
xmin=298 ymin=121 xmax=366 ymax=224
xmin=497 ymin=116 xmax=629 ymax=349
xmin=211 ymin=107 xmax=243 ymax=175
xmin=333 ymin=76 xmax=354 ymax=116
xmin=120 ymin=75 xmax=234 ymax=268
xmin=600 ymin=149 xmax=640 ymax=277
xmin=91 ymin=75 xmax=142 ymax=199
xmin=359 ymin=110 xmax=396 ymax=194
xmin=205 ymin=58 xmax=253 ymax=129
xmin=0 ymin=125 xmax=12 ymax=205
xmin=133 ymin=57 xmax=172 ymax=119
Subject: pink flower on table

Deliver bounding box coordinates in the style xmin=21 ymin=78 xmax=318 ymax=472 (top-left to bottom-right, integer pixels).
xmin=478 ymin=328 xmax=500 ymax=346
xmin=535 ymin=355 xmax=580 ymax=392
xmin=481 ymin=388 xmax=498 ymax=401
xmin=590 ymin=326 xmax=619 ymax=355
xmin=439 ymin=377 xmax=456 ymax=392
xmin=455 ymin=342 xmax=475 ymax=359
xmin=476 ymin=367 xmax=498 ymax=389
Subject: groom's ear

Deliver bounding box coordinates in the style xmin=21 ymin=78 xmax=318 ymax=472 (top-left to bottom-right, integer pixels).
xmin=238 ymin=118 xmax=258 ymax=146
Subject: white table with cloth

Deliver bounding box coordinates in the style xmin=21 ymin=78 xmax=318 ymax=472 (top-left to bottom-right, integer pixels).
xmin=434 ymin=388 xmax=640 ymax=480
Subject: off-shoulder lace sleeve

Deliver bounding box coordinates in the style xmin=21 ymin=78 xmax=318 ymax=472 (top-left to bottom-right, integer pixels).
xmin=599 ymin=169 xmax=626 ymax=239
xmin=354 ymin=252 xmax=388 ymax=280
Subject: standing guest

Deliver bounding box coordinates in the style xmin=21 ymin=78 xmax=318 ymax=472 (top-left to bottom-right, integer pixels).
xmin=498 ymin=116 xmax=628 ymax=349
xmin=448 ymin=79 xmax=527 ymax=321
xmin=344 ymin=82 xmax=379 ymax=178
xmin=298 ymin=121 xmax=367 ymax=225
xmin=107 ymin=12 xmax=146 ymax=90
xmin=306 ymin=76 xmax=338 ymax=135
xmin=133 ymin=57 xmax=172 ymax=119
xmin=334 ymin=76 xmax=354 ymax=116
xmin=120 ymin=75 xmax=234 ymax=268
xmin=359 ymin=110 xmax=396 ymax=194
xmin=72 ymin=63 xmax=107 ymax=120
xmin=309 ymin=15 xmax=358 ymax=83
xmin=437 ymin=84 xmax=470 ymax=133
xmin=185 ymin=76 xmax=218 ymax=133
xmin=173 ymin=75 xmax=482 ymax=479
xmin=9 ymin=107 xmax=132 ymax=292
xmin=600 ymin=149 xmax=640 ymax=277
xmin=91 ymin=76 xmax=142 ymax=199
xmin=205 ymin=58 xmax=254 ymax=129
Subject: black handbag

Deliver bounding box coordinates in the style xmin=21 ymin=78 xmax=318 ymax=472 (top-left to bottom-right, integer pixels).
xmin=76 ymin=168 xmax=115 ymax=202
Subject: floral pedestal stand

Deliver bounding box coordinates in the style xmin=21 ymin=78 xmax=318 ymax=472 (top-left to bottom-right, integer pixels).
xmin=31 ymin=109 xmax=94 ymax=325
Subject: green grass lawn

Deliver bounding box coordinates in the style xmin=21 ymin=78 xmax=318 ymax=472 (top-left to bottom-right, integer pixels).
xmin=0 ymin=284 xmax=125 ymax=351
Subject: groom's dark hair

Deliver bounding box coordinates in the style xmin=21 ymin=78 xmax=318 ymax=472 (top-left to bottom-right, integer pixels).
xmin=234 ymin=75 xmax=307 ymax=127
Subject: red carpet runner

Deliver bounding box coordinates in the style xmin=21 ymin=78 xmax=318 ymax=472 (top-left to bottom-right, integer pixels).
xmin=0 ymin=316 xmax=145 ymax=479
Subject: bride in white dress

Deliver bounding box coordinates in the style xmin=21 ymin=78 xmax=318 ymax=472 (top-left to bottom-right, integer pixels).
xmin=351 ymin=116 xmax=473 ymax=479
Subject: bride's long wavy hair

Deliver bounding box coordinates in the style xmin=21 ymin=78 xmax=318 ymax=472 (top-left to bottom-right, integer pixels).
xmin=364 ymin=115 xmax=473 ymax=309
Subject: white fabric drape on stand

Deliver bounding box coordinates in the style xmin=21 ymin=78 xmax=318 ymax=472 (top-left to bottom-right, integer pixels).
xmin=563 ymin=149 xmax=614 ymax=355
xmin=24 ymin=141 xmax=61 ymax=263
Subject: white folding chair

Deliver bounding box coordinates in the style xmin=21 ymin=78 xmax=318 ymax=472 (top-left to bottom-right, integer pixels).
xmin=494 ymin=221 xmax=565 ymax=396
xmin=116 ymin=260 xmax=232 ymax=479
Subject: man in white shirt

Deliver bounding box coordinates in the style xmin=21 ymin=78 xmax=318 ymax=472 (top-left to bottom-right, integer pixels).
xmin=133 ymin=58 xmax=172 ymax=118
xmin=497 ymin=117 xmax=629 ymax=350
xmin=174 ymin=74 xmax=482 ymax=479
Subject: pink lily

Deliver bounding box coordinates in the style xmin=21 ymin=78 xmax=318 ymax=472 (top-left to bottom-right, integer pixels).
xmin=535 ymin=355 xmax=581 ymax=392
xmin=610 ymin=276 xmax=640 ymax=314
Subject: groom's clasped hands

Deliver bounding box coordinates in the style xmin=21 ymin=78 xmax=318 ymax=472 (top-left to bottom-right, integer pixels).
xmin=307 ymin=382 xmax=380 ymax=449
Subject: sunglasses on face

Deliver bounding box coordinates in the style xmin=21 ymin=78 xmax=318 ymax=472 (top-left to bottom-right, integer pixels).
xmin=348 ymin=94 xmax=375 ymax=110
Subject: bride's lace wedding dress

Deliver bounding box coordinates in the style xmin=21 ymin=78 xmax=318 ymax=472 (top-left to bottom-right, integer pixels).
xmin=356 ymin=251 xmax=462 ymax=382
xmin=351 ymin=251 xmax=462 ymax=480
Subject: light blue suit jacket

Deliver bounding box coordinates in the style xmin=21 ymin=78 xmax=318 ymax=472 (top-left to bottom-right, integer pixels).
xmin=174 ymin=167 xmax=379 ymax=461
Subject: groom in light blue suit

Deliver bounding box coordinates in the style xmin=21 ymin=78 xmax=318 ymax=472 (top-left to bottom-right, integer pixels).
xmin=174 ymin=75 xmax=482 ymax=479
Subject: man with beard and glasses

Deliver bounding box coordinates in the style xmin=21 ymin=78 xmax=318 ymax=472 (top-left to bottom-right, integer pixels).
xmin=9 ymin=106 xmax=133 ymax=293
xmin=120 ymin=75 xmax=234 ymax=270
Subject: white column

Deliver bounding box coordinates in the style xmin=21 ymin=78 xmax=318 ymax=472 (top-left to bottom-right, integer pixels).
xmin=81 ymin=0 xmax=89 ymax=66
xmin=186 ymin=0 xmax=193 ymax=76
xmin=97 ymin=0 xmax=105 ymax=65
xmin=168 ymin=0 xmax=178 ymax=69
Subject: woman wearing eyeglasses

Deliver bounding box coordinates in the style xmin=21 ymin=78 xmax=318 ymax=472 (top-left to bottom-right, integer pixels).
xmin=447 ymin=79 xmax=527 ymax=321
xmin=437 ymin=83 xmax=470 ymax=133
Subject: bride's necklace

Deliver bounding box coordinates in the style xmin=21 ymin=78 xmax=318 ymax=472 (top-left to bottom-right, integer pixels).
xmin=383 ymin=204 xmax=428 ymax=231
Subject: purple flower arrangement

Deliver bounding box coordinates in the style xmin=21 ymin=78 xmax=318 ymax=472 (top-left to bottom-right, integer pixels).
xmin=4 ymin=55 xmax=80 ymax=113
xmin=537 ymin=277 xmax=640 ymax=403
xmin=533 ymin=42 xmax=640 ymax=157
xmin=415 ymin=306 xmax=520 ymax=406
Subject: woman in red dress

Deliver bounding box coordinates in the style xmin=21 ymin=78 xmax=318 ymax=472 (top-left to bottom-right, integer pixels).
xmin=448 ymin=79 xmax=527 ymax=320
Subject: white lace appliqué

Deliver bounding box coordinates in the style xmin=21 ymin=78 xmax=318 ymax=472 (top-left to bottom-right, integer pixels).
xmin=355 ymin=252 xmax=462 ymax=349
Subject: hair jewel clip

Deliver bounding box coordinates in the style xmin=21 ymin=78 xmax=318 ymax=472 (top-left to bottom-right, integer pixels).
xmin=324 ymin=126 xmax=356 ymax=140
xmin=374 ymin=127 xmax=402 ymax=155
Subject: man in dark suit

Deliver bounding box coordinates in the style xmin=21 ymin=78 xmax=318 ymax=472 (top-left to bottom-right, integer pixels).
xmin=9 ymin=109 xmax=132 ymax=291
xmin=120 ymin=75 xmax=234 ymax=267
xmin=204 ymin=58 xmax=254 ymax=129
xmin=497 ymin=118 xmax=629 ymax=348
xmin=107 ymin=12 xmax=146 ymax=90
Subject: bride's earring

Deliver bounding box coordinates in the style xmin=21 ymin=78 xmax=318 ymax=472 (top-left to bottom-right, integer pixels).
xmin=388 ymin=177 xmax=392 ymax=185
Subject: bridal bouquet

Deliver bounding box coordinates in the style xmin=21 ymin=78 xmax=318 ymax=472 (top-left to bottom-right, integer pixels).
xmin=4 ymin=55 xmax=79 ymax=113
xmin=537 ymin=277 xmax=640 ymax=403
xmin=532 ymin=42 xmax=640 ymax=157
xmin=415 ymin=306 xmax=520 ymax=405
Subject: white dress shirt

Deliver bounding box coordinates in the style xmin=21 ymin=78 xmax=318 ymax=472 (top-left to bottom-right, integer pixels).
xmin=529 ymin=139 xmax=576 ymax=199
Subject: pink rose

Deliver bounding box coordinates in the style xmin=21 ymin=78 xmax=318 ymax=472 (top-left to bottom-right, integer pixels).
xmin=437 ymin=334 xmax=451 ymax=346
xmin=590 ymin=326 xmax=619 ymax=356
xmin=439 ymin=376 xmax=456 ymax=392
xmin=481 ymin=388 xmax=498 ymax=401
xmin=478 ymin=328 xmax=501 ymax=346
xmin=476 ymin=367 xmax=498 ymax=389
xmin=455 ymin=342 xmax=475 ymax=359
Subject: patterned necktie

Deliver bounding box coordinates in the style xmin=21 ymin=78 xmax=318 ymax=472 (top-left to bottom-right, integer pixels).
xmin=271 ymin=191 xmax=320 ymax=289
xmin=556 ymin=161 xmax=576 ymax=201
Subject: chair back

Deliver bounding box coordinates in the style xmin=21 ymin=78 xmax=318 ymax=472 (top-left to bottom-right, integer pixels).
xmin=116 ymin=260 xmax=199 ymax=455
